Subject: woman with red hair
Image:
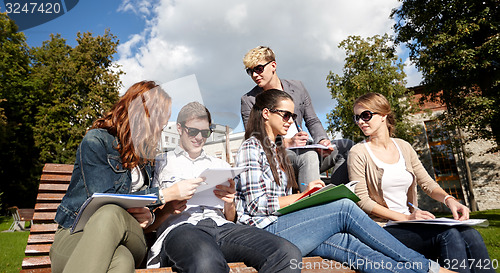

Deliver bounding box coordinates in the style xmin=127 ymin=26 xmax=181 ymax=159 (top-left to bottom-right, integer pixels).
xmin=50 ymin=81 xmax=200 ymax=273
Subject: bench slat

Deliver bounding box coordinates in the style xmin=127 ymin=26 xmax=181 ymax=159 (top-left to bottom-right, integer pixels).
xmin=38 ymin=183 xmax=69 ymax=192
xmin=40 ymin=174 xmax=72 ymax=184
xmin=30 ymin=223 xmax=58 ymax=233
xmin=34 ymin=203 xmax=60 ymax=212
xmin=36 ymin=193 xmax=66 ymax=202
xmin=22 ymin=256 xmax=51 ymax=269
xmin=33 ymin=212 xmax=57 ymax=222
xmin=25 ymin=244 xmax=52 ymax=255
xmin=42 ymin=163 xmax=74 ymax=173
xmin=27 ymin=233 xmax=55 ymax=244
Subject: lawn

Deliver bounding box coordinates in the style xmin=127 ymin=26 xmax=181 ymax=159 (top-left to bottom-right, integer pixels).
xmin=0 ymin=216 xmax=29 ymax=273
xmin=0 ymin=210 xmax=499 ymax=273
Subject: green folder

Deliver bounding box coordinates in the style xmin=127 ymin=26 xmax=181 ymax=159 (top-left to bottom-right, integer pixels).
xmin=275 ymin=184 xmax=360 ymax=215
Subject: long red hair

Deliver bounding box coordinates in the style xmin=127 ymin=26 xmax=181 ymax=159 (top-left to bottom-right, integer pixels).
xmin=92 ymin=81 xmax=171 ymax=169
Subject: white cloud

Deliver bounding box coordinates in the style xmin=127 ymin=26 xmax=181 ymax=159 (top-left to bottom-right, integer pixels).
xmin=118 ymin=0 xmax=154 ymax=17
xmin=404 ymin=58 xmax=423 ymax=88
xmin=116 ymin=0 xmax=421 ymax=132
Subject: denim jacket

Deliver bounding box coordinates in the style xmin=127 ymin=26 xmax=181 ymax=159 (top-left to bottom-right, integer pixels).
xmin=55 ymin=128 xmax=161 ymax=229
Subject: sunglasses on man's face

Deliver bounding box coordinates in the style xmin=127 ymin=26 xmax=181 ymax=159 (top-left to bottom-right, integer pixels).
xmin=353 ymin=110 xmax=378 ymax=123
xmin=246 ymin=61 xmax=273 ymax=76
xmin=183 ymin=126 xmax=212 ymax=138
xmin=269 ymin=109 xmax=297 ymax=122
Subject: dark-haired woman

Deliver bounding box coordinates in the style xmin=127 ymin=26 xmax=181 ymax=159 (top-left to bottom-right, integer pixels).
xmin=235 ymin=89 xmax=452 ymax=273
xmin=50 ymin=81 xmax=198 ymax=273
xmin=348 ymin=92 xmax=493 ymax=273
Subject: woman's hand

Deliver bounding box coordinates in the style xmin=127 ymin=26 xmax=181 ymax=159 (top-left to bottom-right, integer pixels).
xmin=162 ymin=178 xmax=204 ymax=202
xmin=306 ymin=180 xmax=325 ymax=191
xmin=290 ymin=132 xmax=309 ymax=147
xmin=214 ymin=178 xmax=236 ymax=204
xmin=408 ymin=209 xmax=435 ymax=220
xmin=127 ymin=207 xmax=154 ymax=229
xmin=446 ymin=198 xmax=470 ymax=220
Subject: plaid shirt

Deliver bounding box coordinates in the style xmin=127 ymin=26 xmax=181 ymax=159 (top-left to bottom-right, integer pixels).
xmin=235 ymin=137 xmax=291 ymax=229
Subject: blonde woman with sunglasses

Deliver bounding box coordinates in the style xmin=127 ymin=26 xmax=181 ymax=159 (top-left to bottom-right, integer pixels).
xmin=235 ymin=89 xmax=455 ymax=273
xmin=348 ymin=92 xmax=493 ymax=273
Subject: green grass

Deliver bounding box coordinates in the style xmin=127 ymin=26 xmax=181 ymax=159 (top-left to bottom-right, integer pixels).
xmin=462 ymin=209 xmax=500 ymax=261
xmin=0 ymin=211 xmax=498 ymax=273
xmin=0 ymin=216 xmax=30 ymax=273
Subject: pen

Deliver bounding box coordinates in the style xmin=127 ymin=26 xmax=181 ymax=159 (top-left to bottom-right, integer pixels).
xmin=296 ymin=123 xmax=302 ymax=132
xmin=408 ymin=202 xmax=420 ymax=210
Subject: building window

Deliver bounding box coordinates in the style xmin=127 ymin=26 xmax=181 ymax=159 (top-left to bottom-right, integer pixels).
xmin=165 ymin=136 xmax=169 ymax=142
xmin=424 ymin=120 xmax=465 ymax=203
xmin=231 ymin=149 xmax=238 ymax=164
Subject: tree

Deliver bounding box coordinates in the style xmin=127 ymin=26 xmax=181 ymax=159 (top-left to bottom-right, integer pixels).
xmin=391 ymin=0 xmax=500 ymax=151
xmin=29 ymin=30 xmax=122 ymax=164
xmin=326 ymin=34 xmax=420 ymax=142
xmin=0 ymin=13 xmax=39 ymax=211
xmin=0 ymin=15 xmax=122 ymax=210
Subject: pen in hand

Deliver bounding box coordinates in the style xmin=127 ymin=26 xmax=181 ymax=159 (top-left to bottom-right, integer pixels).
xmin=296 ymin=123 xmax=302 ymax=132
xmin=408 ymin=202 xmax=420 ymax=210
xmin=408 ymin=202 xmax=436 ymax=220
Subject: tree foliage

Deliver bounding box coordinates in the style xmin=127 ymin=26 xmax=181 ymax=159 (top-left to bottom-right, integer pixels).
xmin=0 ymin=13 xmax=39 ymax=212
xmin=326 ymin=34 xmax=420 ymax=142
xmin=392 ymin=0 xmax=500 ymax=151
xmin=0 ymin=13 xmax=122 ymax=210
xmin=30 ymin=31 xmax=122 ymax=164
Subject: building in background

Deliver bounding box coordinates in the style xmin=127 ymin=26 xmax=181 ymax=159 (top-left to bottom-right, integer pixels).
xmin=409 ymin=86 xmax=500 ymax=212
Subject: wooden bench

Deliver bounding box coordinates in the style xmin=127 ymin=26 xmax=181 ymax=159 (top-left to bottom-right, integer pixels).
xmin=8 ymin=206 xmax=34 ymax=231
xmin=21 ymin=163 xmax=354 ymax=273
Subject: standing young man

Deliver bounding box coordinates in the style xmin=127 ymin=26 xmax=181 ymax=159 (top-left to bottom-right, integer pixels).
xmin=241 ymin=46 xmax=354 ymax=189
xmin=147 ymin=102 xmax=301 ymax=273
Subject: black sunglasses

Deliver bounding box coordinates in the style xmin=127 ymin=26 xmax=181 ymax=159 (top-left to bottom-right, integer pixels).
xmin=353 ymin=110 xmax=378 ymax=123
xmin=246 ymin=61 xmax=273 ymax=76
xmin=269 ymin=109 xmax=297 ymax=122
xmin=182 ymin=125 xmax=212 ymax=138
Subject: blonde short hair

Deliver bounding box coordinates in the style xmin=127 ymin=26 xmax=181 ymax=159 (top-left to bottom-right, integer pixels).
xmin=243 ymin=46 xmax=275 ymax=68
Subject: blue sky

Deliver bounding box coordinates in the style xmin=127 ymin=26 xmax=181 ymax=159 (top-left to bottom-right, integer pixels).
xmin=4 ymin=0 xmax=422 ymax=136
xmin=15 ymin=1 xmax=142 ymax=47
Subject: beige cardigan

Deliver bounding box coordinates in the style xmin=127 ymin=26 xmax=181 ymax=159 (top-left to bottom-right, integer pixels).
xmin=348 ymin=138 xmax=440 ymax=225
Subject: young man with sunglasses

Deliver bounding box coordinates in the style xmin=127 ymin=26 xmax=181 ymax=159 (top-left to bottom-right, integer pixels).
xmin=241 ymin=46 xmax=354 ymax=189
xmin=147 ymin=102 xmax=301 ymax=272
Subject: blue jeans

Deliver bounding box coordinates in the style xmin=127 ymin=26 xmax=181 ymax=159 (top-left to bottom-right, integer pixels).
xmin=160 ymin=218 xmax=302 ymax=273
xmin=385 ymin=225 xmax=494 ymax=273
xmin=264 ymin=199 xmax=435 ymax=273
